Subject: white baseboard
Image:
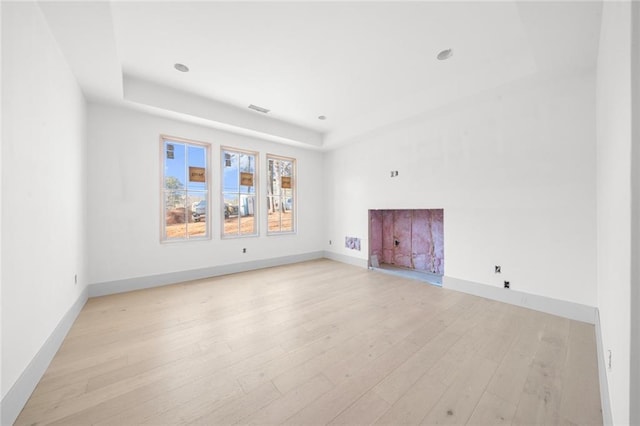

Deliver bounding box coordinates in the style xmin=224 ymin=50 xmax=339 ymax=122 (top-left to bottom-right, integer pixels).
xmin=89 ymin=251 xmax=324 ymax=297
xmin=594 ymin=309 xmax=613 ymax=425
xmin=444 ymin=276 xmax=608 ymax=422
xmin=1 ymin=288 xmax=88 ymax=426
xmin=322 ymin=250 xmax=368 ymax=268
xmin=3 ymin=258 xmax=606 ymax=426
xmin=443 ymin=276 xmax=596 ymax=324
xmin=326 ymin=257 xmax=597 ymax=325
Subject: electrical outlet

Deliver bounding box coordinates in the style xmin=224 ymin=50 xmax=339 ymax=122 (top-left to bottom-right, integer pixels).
xmin=495 ymin=265 xmax=501 ymax=273
xmin=242 ymin=248 xmax=247 ymax=253
xmin=329 ymin=240 xmax=332 ymax=245
xmin=74 ymin=274 xmax=78 ymax=285
xmin=504 ymin=281 xmax=510 ymax=289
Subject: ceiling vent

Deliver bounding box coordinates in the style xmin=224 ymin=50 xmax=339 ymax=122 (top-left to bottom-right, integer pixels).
xmin=248 ymin=104 xmax=270 ymax=114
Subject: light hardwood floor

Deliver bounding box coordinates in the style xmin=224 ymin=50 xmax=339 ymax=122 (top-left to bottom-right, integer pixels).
xmin=16 ymin=259 xmax=602 ymax=425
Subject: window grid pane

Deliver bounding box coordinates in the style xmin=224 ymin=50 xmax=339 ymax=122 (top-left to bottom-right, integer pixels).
xmin=267 ymin=156 xmax=295 ymax=234
xmin=162 ymin=138 xmax=209 ymax=242
xmin=222 ymin=148 xmax=258 ymax=237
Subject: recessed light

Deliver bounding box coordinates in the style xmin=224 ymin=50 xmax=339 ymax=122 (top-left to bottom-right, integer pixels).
xmin=437 ymin=49 xmax=453 ymax=61
xmin=318 ymin=115 xmax=327 ymax=120
xmin=174 ymin=63 xmax=189 ymax=72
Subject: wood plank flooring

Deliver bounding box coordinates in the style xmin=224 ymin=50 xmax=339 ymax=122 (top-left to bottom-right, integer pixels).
xmin=15 ymin=259 xmax=603 ymax=425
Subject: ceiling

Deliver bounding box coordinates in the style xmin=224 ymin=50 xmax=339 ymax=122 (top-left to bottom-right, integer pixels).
xmin=38 ymin=1 xmax=603 ymax=150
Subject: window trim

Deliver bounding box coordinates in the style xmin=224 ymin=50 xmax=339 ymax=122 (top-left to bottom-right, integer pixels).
xmin=160 ymin=134 xmax=212 ymax=243
xmin=266 ymin=153 xmax=297 ymax=236
xmin=220 ymin=146 xmax=260 ymax=239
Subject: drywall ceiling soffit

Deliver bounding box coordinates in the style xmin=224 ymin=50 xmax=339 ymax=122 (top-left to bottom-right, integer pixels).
xmin=123 ymin=75 xmax=324 ymax=148
xmin=109 ymin=1 xmax=534 ymax=148
xmin=38 ymin=1 xmax=123 ymax=102
xmin=37 ymin=1 xmax=603 ymax=150
xmin=35 ymin=1 xmax=323 ymax=149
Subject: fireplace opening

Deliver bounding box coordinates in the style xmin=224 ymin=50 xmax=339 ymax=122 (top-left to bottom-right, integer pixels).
xmin=369 ymin=209 xmax=444 ymax=286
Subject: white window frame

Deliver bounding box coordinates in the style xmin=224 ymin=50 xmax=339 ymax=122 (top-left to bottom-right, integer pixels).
xmin=220 ymin=146 xmax=259 ymax=239
xmin=266 ymin=154 xmax=297 ymax=235
xmin=160 ymin=135 xmax=211 ymax=243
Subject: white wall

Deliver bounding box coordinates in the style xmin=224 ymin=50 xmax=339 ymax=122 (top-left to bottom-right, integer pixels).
xmin=87 ymin=104 xmax=325 ymax=287
xmin=325 ymin=71 xmax=597 ymax=308
xmin=631 ymin=4 xmax=640 ymax=424
xmin=0 ymin=0 xmax=4 ymax=415
xmin=1 ymin=0 xmax=87 ymax=402
xmin=596 ymin=2 xmax=632 ymax=424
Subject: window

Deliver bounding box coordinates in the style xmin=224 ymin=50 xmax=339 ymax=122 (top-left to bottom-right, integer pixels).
xmin=161 ymin=136 xmax=209 ymax=241
xmin=267 ymin=155 xmax=295 ymax=234
xmin=221 ymin=147 xmax=258 ymax=237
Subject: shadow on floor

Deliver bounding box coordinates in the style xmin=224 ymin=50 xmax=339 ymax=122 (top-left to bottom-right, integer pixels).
xmin=370 ymin=264 xmax=443 ymax=287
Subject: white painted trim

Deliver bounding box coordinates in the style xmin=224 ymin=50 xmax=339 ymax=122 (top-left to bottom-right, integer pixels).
xmin=89 ymin=251 xmax=324 ymax=297
xmin=322 ymin=250 xmax=368 ymax=269
xmin=443 ymin=276 xmax=596 ymax=324
xmin=630 ymin=3 xmax=640 ymax=424
xmin=594 ymin=309 xmax=613 ymax=425
xmin=0 ymin=259 xmax=607 ymax=425
xmin=326 ymin=256 xmax=597 ymax=325
xmin=1 ymin=288 xmax=88 ymax=426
